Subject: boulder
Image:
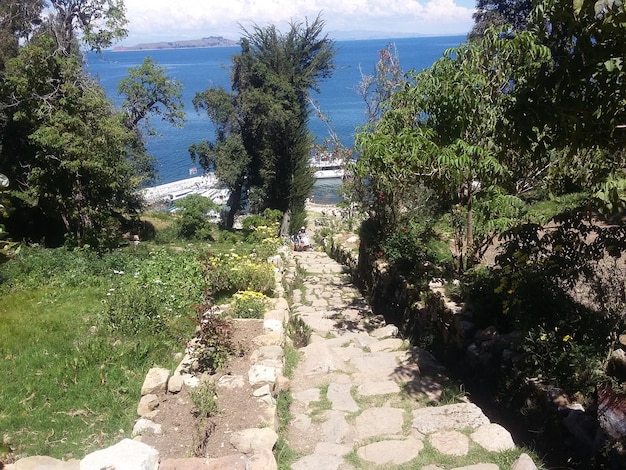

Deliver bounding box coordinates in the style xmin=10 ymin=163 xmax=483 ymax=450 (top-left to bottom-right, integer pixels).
xmin=470 ymin=423 xmax=516 ymax=452
xmin=140 ymin=368 xmax=170 ymax=395
xmin=137 ymin=394 xmax=159 ymax=417
xmin=80 ymin=439 xmax=158 ymax=470
xmin=229 ymin=428 xmax=278 ymax=454
xmin=412 ymin=403 xmax=489 ymax=434
xmin=511 ymin=453 xmax=538 ymax=470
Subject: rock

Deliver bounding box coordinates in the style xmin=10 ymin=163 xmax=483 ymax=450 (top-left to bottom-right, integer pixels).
xmin=140 ymin=367 xmax=170 ymax=395
xmin=511 ymin=453 xmax=538 ymax=470
xmin=167 ymin=373 xmax=184 ymax=393
xmin=248 ymin=365 xmax=278 ymax=385
xmin=206 ymin=454 xmax=249 ymax=469
xmin=370 ymin=324 xmax=398 ymax=339
xmin=412 ymin=403 xmax=490 ymax=434
xmin=137 ymin=394 xmax=159 ymax=417
xmin=294 ymin=388 xmax=321 ymax=406
xmin=253 ymin=331 xmax=283 ymax=347
xmin=217 ymin=374 xmax=246 ymax=389
xmin=253 ymin=384 xmax=272 ymax=397
xmin=606 ymin=349 xmax=626 ymax=382
xmin=321 ymin=410 xmax=352 ymax=444
xmin=160 ymin=458 xmax=214 ymax=470
xmin=248 ymin=449 xmax=277 ymax=470
xmin=356 ymin=380 xmax=400 ymax=396
xmin=9 ymin=456 xmax=79 ymax=470
xmin=470 ymin=423 xmax=516 ymax=452
xmin=356 ymin=438 xmax=423 ymax=465
xmin=263 ymin=318 xmax=283 ymax=334
xmin=274 ymin=373 xmax=291 ymax=392
xmin=291 ymin=454 xmax=344 ymax=470
xmin=405 ymin=378 xmax=444 ymax=403
xmin=273 ymin=297 xmax=289 ymax=311
xmin=254 ymin=345 xmax=284 ymax=363
xmin=132 ymin=418 xmax=163 ymax=437
xmin=470 ymin=423 xmax=515 ymax=452
xmin=428 ymin=430 xmax=469 ymax=456
xmin=313 ymin=443 xmax=351 ymax=456
xmin=80 ymin=438 xmax=158 ymax=470
xmin=355 ymin=407 xmax=404 ymax=440
xmin=229 ymin=428 xmax=278 ymax=454
xmin=327 ymin=382 xmax=359 ymax=412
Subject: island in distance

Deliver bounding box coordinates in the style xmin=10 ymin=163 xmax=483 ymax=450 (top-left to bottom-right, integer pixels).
xmin=112 ymin=36 xmax=239 ymax=51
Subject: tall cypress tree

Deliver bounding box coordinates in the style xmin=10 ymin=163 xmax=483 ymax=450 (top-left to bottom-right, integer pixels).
xmin=194 ymin=15 xmax=335 ymax=233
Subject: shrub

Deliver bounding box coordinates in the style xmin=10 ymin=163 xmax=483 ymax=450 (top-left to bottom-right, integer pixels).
xmin=190 ymin=380 xmax=219 ymax=418
xmin=199 ymin=251 xmax=275 ymax=298
xmin=173 ymin=194 xmax=220 ymax=240
xmin=190 ymin=305 xmax=234 ymax=373
xmin=101 ymin=249 xmax=203 ymax=338
xmin=229 ymin=290 xmax=270 ymax=318
xmin=241 ymin=209 xmax=282 ymax=243
xmin=380 ymin=217 xmax=439 ymax=276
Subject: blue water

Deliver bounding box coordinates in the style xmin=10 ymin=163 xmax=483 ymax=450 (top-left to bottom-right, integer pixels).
xmin=86 ymin=36 xmax=465 ymax=197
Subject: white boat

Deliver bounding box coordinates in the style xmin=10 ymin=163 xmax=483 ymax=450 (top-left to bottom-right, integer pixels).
xmin=310 ymin=154 xmax=345 ymax=179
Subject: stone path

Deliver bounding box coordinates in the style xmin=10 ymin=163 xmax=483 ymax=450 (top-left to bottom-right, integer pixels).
xmin=286 ymin=251 xmax=537 ymax=470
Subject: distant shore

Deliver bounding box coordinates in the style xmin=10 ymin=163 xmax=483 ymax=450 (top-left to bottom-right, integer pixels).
xmin=112 ymin=36 xmax=238 ymax=52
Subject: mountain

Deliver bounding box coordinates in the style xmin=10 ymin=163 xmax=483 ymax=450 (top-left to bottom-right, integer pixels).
xmin=112 ymin=36 xmax=238 ymax=52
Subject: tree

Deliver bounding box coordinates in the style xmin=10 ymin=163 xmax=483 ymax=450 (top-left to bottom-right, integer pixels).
xmin=235 ymin=16 xmax=335 ymax=233
xmin=469 ymin=0 xmax=532 ymax=40
xmin=354 ymin=29 xmax=551 ymax=271
xmin=0 ymin=34 xmax=140 ymax=247
xmin=118 ymin=57 xmax=186 ymax=186
xmin=0 ymin=0 xmax=44 ymax=71
xmin=47 ymin=0 xmax=128 ymax=53
xmin=192 ymin=16 xmax=335 ymax=233
xmin=356 ymin=43 xmax=406 ymax=127
xmin=118 ymin=57 xmax=185 ymax=134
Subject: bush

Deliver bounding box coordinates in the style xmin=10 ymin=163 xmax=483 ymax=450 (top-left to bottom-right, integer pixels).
xmin=101 ymin=249 xmax=203 ymax=338
xmin=229 ymin=290 xmax=270 ymax=318
xmin=173 ymin=194 xmax=220 ymax=240
xmin=199 ymin=251 xmax=276 ymax=299
xmin=380 ymin=217 xmax=439 ymax=275
xmin=241 ymin=209 xmax=282 ymax=243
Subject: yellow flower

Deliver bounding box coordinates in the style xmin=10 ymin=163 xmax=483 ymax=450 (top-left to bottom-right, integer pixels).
xmin=562 ymin=335 xmax=571 ymax=342
xmin=540 ymin=334 xmax=547 ymax=341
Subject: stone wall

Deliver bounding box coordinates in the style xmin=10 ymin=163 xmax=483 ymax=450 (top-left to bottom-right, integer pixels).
xmin=325 ymin=233 xmax=626 ymax=467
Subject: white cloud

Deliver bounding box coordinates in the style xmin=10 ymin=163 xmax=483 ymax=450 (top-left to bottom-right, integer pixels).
xmin=121 ymin=0 xmax=475 ymax=45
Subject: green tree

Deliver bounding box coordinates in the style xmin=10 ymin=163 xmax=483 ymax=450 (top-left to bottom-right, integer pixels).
xmin=190 ymin=87 xmax=250 ymax=229
xmin=118 ymin=57 xmax=185 ymax=134
xmin=193 ymin=16 xmax=335 ymax=234
xmin=118 ymin=56 xmax=186 ymax=187
xmin=354 ymin=29 xmax=551 ymax=271
xmin=47 ymin=0 xmax=128 ymax=53
xmin=1 ymin=35 xmax=141 ymax=247
xmin=469 ymin=0 xmax=532 ymax=40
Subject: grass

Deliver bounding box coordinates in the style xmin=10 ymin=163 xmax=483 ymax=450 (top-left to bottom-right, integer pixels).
xmin=343 ymin=435 xmax=536 ymax=470
xmin=309 ymin=384 xmax=332 ymax=422
xmin=0 ymin=225 xmax=283 ymax=460
xmin=0 ymin=285 xmax=179 ymax=458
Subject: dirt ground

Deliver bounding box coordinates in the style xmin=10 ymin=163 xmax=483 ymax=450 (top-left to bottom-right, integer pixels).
xmin=139 ymin=318 xmax=266 ymax=460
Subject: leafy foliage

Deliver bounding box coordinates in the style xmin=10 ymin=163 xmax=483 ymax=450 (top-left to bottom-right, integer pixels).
xmin=229 ymin=290 xmax=270 ymax=319
xmin=1 ymin=34 xmax=142 ymax=247
xmin=172 ymin=194 xmax=220 ymax=240
xmin=198 ymin=251 xmax=276 ymax=299
xmin=192 ymin=15 xmax=336 ymax=233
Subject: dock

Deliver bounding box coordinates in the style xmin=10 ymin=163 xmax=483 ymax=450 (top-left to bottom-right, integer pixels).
xmin=140 ymin=175 xmax=229 ymax=206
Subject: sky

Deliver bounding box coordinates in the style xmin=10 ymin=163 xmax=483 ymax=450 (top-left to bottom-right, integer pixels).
xmin=119 ymin=0 xmax=476 ymax=46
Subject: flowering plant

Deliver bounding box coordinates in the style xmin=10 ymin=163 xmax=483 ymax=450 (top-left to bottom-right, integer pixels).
xmin=230 ymin=290 xmax=270 ymax=319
